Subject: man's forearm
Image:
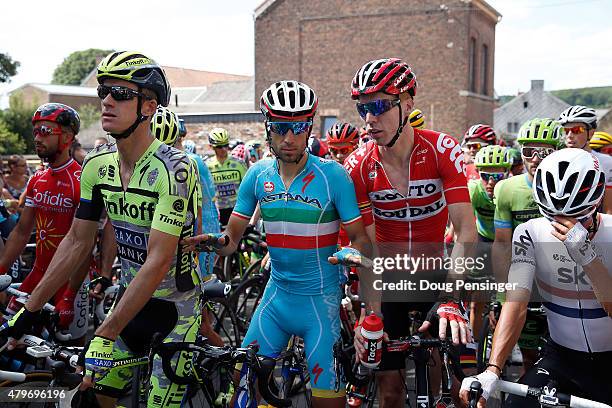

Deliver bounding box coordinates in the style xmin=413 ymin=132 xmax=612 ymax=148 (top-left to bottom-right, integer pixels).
xmin=98 ymin=222 xmax=117 ymax=279
xmin=95 ymin=261 xmax=168 ymax=339
xmin=27 ymin=233 xmax=93 ymax=311
xmin=488 ymin=300 xmax=528 ymax=370
xmin=67 ymin=254 xmax=92 ymax=292
xmin=492 ymin=241 xmax=511 ymax=284
xmin=447 ymin=223 xmax=477 ymax=299
xmin=0 ymin=227 xmax=31 ymax=271
xmin=582 ymin=258 xmax=612 ymax=316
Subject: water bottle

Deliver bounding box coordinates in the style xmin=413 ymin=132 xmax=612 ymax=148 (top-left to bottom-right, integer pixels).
xmin=360 ymin=313 xmax=384 ymax=369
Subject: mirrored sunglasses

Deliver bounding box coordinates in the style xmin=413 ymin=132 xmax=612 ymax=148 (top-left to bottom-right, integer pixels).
xmin=356 ymin=99 xmax=400 ymax=119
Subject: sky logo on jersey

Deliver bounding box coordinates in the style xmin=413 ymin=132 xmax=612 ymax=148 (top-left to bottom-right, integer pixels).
xmin=106 ymin=198 xmax=155 ymax=221
xmin=264 ymin=181 xmax=274 ymax=192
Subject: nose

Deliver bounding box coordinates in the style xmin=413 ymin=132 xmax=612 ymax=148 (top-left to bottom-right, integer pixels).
xmin=365 ymin=111 xmax=377 ymax=124
xmin=487 ymin=177 xmax=496 ymax=186
xmin=101 ymin=93 xmax=114 ymax=108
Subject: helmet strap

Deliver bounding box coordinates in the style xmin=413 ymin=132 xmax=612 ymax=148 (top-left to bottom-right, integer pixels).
xmin=109 ymin=92 xmax=148 ymax=140
xmin=385 ymin=102 xmax=408 ymax=148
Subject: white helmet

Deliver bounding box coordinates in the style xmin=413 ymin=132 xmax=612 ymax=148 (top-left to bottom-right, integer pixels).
xmin=260 ymin=80 xmax=318 ymax=120
xmin=558 ymin=105 xmax=598 ymax=129
xmin=533 ymin=148 xmax=605 ymax=219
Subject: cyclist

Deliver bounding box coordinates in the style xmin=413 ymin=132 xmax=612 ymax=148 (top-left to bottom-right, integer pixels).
xmin=460 ymin=148 xmax=612 ymax=407
xmin=507 ymin=147 xmax=524 ymax=176
xmin=409 ymin=108 xmax=425 ymax=129
xmin=327 ymin=122 xmax=359 ymax=164
xmin=558 ymin=105 xmax=612 ymax=214
xmin=492 ymin=118 xmax=563 ymax=374
xmin=231 ymin=143 xmax=251 ymax=167
xmin=462 ymin=124 xmax=497 ymax=181
xmin=0 ymin=103 xmax=89 ymax=341
xmin=206 ymin=127 xmax=247 ymax=227
xmin=0 ymin=51 xmax=200 ymax=408
xmin=185 ymin=80 xmax=373 ymax=406
xmin=246 ymin=140 xmax=264 ymax=165
xmin=346 ymin=57 xmax=476 ymax=407
xmin=590 ymin=131 xmax=612 ymax=156
xmin=308 ymin=135 xmax=329 ymax=157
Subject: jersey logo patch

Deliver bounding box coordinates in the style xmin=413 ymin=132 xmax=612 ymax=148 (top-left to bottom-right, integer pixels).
xmin=264 ymin=181 xmax=274 ymax=192
xmin=302 ymin=171 xmax=315 ymax=193
xmin=98 ymin=165 xmax=107 ymax=179
xmin=173 ymin=199 xmax=185 ymax=212
xmin=147 ymin=169 xmax=159 ymax=186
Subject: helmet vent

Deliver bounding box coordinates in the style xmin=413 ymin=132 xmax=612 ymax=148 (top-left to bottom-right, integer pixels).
xmin=117 ymin=53 xmax=147 ymax=65
xmin=562 ymin=173 xmax=578 ymax=196
xmin=545 ymin=171 xmax=556 ymax=195
xmin=558 ymin=161 xmax=569 ymax=180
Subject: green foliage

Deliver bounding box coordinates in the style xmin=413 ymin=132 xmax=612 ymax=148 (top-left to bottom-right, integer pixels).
xmin=51 ymin=49 xmax=113 ymax=85
xmin=78 ymin=104 xmax=100 ymax=129
xmin=0 ymin=94 xmax=38 ymax=154
xmin=0 ymin=52 xmax=20 ymax=83
xmin=551 ymin=86 xmax=612 ymax=109
xmin=0 ymin=120 xmax=26 ymax=154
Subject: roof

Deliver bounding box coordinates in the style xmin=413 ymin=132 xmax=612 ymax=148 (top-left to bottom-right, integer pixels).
xmin=169 ymin=78 xmax=255 ymax=114
xmin=494 ymin=80 xmax=570 ymax=135
xmin=81 ymin=65 xmax=250 ymax=88
xmin=9 ymin=83 xmax=97 ymax=97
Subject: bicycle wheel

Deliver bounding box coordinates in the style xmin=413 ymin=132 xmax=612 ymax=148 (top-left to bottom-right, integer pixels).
xmin=210 ymin=299 xmax=243 ymax=348
xmin=476 ymin=316 xmax=492 ymax=373
xmin=230 ymin=274 xmax=267 ymax=338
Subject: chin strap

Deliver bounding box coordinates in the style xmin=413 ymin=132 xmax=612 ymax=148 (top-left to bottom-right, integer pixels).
xmin=109 ymin=91 xmax=149 ymax=140
xmin=385 ymin=102 xmax=409 ymax=148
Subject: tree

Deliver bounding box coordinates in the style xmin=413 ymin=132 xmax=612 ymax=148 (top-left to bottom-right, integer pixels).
xmin=52 ymin=49 xmax=113 ymax=85
xmin=0 ymin=52 xmax=20 ymax=83
xmin=78 ymin=104 xmax=100 ymax=129
xmin=0 ymin=120 xmax=26 ymax=155
xmin=0 ymin=94 xmax=38 ymax=154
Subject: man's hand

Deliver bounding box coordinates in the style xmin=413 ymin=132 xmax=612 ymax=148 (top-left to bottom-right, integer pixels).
xmin=551 ymin=216 xmax=598 ymax=266
xmin=328 ymin=247 xmax=373 ymax=268
xmin=81 ymin=335 xmax=115 ymax=388
xmin=55 ymin=287 xmax=77 ymax=329
xmin=419 ymin=300 xmax=472 ymax=345
xmin=0 ymin=307 xmax=40 ymax=350
xmin=89 ymin=276 xmax=113 ymax=301
xmin=459 ymin=369 xmax=499 ymax=408
xmin=181 ymin=233 xmax=228 ymax=253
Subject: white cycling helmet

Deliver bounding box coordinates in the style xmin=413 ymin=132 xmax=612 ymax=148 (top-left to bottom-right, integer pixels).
xmin=533 ymin=148 xmax=605 ymax=220
xmin=558 ymin=105 xmax=598 ymax=129
xmin=260 ymin=80 xmax=318 ymax=121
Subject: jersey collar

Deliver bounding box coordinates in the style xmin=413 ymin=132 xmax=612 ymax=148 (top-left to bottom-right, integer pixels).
xmin=134 ymin=138 xmax=162 ymax=170
xmin=50 ymin=158 xmax=75 ymax=173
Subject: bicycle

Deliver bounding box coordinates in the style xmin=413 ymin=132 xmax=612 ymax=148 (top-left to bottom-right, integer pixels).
xmin=467 ymin=379 xmax=611 ymax=408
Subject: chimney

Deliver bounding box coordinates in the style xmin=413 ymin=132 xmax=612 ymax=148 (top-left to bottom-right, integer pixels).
xmin=531 ymin=80 xmax=544 ymax=91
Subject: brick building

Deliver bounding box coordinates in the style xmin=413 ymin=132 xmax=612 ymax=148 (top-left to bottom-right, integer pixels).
xmin=254 ymin=0 xmax=501 ymax=139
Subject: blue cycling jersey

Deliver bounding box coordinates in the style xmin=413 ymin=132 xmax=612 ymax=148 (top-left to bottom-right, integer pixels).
xmin=233 ymin=154 xmax=361 ymax=295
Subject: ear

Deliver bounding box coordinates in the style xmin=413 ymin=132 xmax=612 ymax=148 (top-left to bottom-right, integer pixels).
xmin=141 ymin=98 xmax=158 ymax=117
xmin=401 ymin=94 xmax=414 ymax=114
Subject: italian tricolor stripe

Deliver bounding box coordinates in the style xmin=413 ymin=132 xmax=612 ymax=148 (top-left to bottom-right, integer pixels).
xmin=266 ymin=232 xmax=338 ymax=249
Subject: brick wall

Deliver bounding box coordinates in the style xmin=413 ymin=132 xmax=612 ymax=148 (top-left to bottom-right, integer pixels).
xmin=255 ymin=0 xmax=498 ymax=140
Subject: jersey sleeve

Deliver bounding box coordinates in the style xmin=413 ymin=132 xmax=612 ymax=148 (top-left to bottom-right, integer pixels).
xmin=24 ymin=174 xmax=39 ymax=208
xmin=434 ymin=133 xmax=470 ymax=204
xmin=507 ymin=222 xmax=536 ymax=291
xmin=343 ymin=146 xmax=373 ymax=226
xmin=493 ymin=179 xmax=512 ymax=229
xmin=151 ymin=156 xmax=196 ymax=236
xmin=467 ymin=180 xmax=478 ymax=216
xmin=232 ymin=164 xmax=259 ymax=221
xmin=331 ymin=162 xmax=362 ymax=226
xmin=75 ymin=156 xmax=105 ymax=221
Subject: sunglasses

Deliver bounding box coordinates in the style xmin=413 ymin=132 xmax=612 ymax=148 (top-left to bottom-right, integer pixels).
xmin=521 ymin=146 xmax=556 ymax=159
xmin=33 ymin=124 xmax=62 ymax=138
xmin=479 ymin=171 xmax=506 ymax=182
xmin=356 ymin=99 xmax=400 ymax=119
xmin=463 ymin=142 xmax=488 ymax=151
xmin=563 ymin=125 xmax=586 ymax=134
xmin=267 ymin=121 xmax=312 ymax=136
xmin=97 ymin=85 xmax=152 ymax=102
xmin=329 ymin=146 xmax=354 ymax=155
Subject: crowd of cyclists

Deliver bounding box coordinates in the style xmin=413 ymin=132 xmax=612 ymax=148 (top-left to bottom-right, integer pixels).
xmin=0 ymin=51 xmax=610 ymax=408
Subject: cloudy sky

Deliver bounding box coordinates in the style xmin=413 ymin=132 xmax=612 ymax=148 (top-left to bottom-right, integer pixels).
xmin=1 ymin=0 xmax=610 ymax=96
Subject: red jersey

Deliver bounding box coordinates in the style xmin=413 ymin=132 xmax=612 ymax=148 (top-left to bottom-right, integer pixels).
xmin=465 ymin=163 xmax=480 ymax=182
xmin=21 ymin=159 xmax=81 ymax=292
xmin=344 ymin=129 xmax=469 ymax=244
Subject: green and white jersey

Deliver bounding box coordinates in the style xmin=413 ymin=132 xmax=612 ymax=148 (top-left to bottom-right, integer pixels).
xmin=468 ymin=180 xmax=495 ymax=240
xmin=205 ymin=156 xmax=247 ymax=210
xmin=493 ymin=173 xmax=541 ymax=231
xmin=76 ymin=139 xmax=200 ymax=302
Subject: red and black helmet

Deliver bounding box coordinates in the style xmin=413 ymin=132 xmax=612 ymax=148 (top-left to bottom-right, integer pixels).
xmin=464 ymin=124 xmax=496 ymax=143
xmin=327 ymin=122 xmax=359 ymax=145
xmin=32 ymin=103 xmax=80 ymax=135
xmin=351 ymin=58 xmax=417 ymax=100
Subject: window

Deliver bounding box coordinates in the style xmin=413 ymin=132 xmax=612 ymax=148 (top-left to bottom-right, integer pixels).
xmin=507 ymin=122 xmax=519 ymax=133
xmin=321 ymin=116 xmax=337 ymax=139
xmin=469 ymin=38 xmax=477 ymax=93
xmin=523 ymin=101 xmax=529 ymax=108
xmin=481 ymin=44 xmax=489 ymax=95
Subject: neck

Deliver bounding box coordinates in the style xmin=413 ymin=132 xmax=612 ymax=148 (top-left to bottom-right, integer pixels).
xmin=216 ymin=153 xmax=226 ymax=164
xmin=115 ymin=127 xmax=154 ymax=167
xmin=49 ymin=152 xmax=71 ymax=169
xmin=378 ymin=126 xmax=414 ymax=166
xmin=278 ymin=151 xmax=308 ymax=179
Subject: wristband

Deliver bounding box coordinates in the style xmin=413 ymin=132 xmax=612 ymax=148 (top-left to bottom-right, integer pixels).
xmin=486 ymin=363 xmax=503 ymax=374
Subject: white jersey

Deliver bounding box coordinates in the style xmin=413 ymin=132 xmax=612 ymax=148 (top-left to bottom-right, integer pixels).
xmin=592 ymin=150 xmax=612 ymax=189
xmin=508 ymin=216 xmax=612 ymax=352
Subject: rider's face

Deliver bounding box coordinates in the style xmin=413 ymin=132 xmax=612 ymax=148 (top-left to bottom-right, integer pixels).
xmin=358 ymin=92 xmax=413 ymax=146
xmin=99 ymin=78 xmax=156 ymax=135
xmin=268 ymin=119 xmax=311 ymax=163
xmin=563 ymin=122 xmax=592 ymax=149
xmin=522 ymin=142 xmax=554 ymax=177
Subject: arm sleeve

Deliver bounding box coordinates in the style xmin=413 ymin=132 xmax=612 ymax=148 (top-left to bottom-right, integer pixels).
xmin=232 ymin=165 xmax=258 ymax=221
xmin=507 ymin=222 xmax=536 ymax=291
xmin=24 ymin=175 xmax=37 ymax=208
xmin=343 ymin=147 xmax=373 ymax=226
xmin=331 ymin=163 xmax=362 ymax=226
xmin=75 ymin=157 xmax=105 ymax=222
xmin=493 ymin=180 xmax=512 ymax=229
xmin=436 ymin=134 xmax=470 ymax=204
xmin=151 ymin=159 xmax=196 ymax=236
